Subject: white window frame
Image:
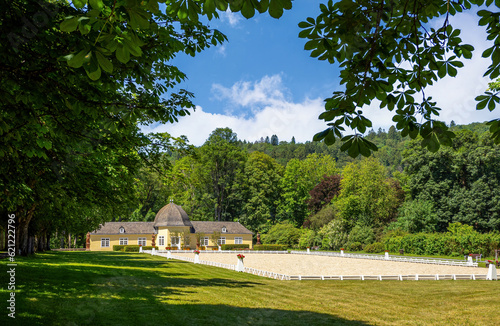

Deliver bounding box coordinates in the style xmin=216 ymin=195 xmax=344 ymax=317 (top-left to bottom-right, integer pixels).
xmin=119 ymin=227 xmax=125 ymax=233
xmin=101 ymin=238 xmax=110 ymax=248
xmin=218 ymin=237 xmax=226 ymax=245
xmin=202 ymin=237 xmax=209 ymax=246
xmin=119 ymin=238 xmax=128 ymax=245
xmin=234 ymin=237 xmax=243 ymax=245
xmin=138 ymin=237 xmax=146 ymax=246
xmin=222 ymin=227 xmax=227 ymax=233
xmin=158 ymin=236 xmax=165 ymax=246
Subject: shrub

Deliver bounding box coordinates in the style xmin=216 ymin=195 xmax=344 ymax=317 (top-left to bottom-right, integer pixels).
xmin=113 ymin=245 xmax=126 ymax=251
xmin=318 ymin=220 xmax=348 ymax=250
xmin=253 ymin=244 xmax=287 ymax=251
xmin=348 ymin=224 xmax=375 ymax=245
xmin=298 ymin=229 xmax=316 ymax=249
xmin=382 ymin=223 xmax=500 ymax=257
xmin=388 ymin=200 xmax=438 ymax=233
xmin=364 ymin=242 xmax=385 ymax=253
xmin=220 ymin=244 xmax=250 ymax=250
xmin=261 ymin=221 xmax=301 ymax=248
xmin=124 ymin=245 xmax=141 ymax=252
xmin=346 ymin=242 xmax=363 ymax=251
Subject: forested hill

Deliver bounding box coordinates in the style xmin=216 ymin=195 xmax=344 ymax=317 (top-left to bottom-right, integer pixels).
xmin=237 ymin=121 xmax=492 ymax=173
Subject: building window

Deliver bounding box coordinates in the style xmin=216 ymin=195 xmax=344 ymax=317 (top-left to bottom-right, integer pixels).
xmin=119 ymin=238 xmax=128 ymax=245
xmin=218 ymin=237 xmax=226 ymax=245
xmin=234 ymin=237 xmax=243 ymax=244
xmin=138 ymin=237 xmax=146 ymax=246
xmin=101 ymin=238 xmax=110 ymax=248
xmin=158 ymin=236 xmax=165 ymax=246
xmin=119 ymin=227 xmax=125 ymax=233
xmin=171 ymin=236 xmax=180 ymax=246
xmin=202 ymin=237 xmax=209 ymax=246
xmin=222 ymin=227 xmax=227 ymax=233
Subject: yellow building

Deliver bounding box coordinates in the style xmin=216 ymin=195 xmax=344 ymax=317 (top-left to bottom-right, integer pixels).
xmin=89 ymin=201 xmax=253 ymax=251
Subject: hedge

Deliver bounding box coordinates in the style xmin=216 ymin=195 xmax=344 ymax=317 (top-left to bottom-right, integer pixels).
xmin=253 ymin=244 xmax=287 ymax=251
xmin=383 ymin=232 xmax=500 ymax=257
xmin=113 ymin=245 xmax=158 ymax=252
xmin=220 ymin=244 xmax=250 ymax=250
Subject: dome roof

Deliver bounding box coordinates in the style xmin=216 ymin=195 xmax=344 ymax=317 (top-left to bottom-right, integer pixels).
xmin=154 ymin=201 xmax=192 ymax=227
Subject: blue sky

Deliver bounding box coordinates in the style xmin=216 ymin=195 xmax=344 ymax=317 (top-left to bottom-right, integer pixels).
xmin=144 ymin=1 xmax=499 ymax=146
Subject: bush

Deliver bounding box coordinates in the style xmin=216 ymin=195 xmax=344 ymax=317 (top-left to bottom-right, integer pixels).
xmin=364 ymin=242 xmax=385 ymax=253
xmin=253 ymin=244 xmax=287 ymax=251
xmin=114 ymin=245 xmax=158 ymax=252
xmin=346 ymin=241 xmax=363 ymax=251
xmin=348 ymin=224 xmax=375 ymax=245
xmin=261 ymin=221 xmax=301 ymax=248
xmin=318 ymin=220 xmax=348 ymax=250
xmin=298 ymin=229 xmax=316 ymax=249
xmin=125 ymin=245 xmax=141 ymax=252
xmin=382 ymin=223 xmax=500 ymax=257
xmin=113 ymin=245 xmax=126 ymax=251
xmin=220 ymin=244 xmax=250 ymax=250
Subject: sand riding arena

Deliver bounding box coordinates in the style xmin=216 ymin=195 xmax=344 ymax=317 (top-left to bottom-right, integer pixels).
xmin=143 ymin=250 xmax=494 ymax=281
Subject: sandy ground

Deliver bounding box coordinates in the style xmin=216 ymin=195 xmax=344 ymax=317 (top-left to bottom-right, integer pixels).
xmin=169 ymin=252 xmax=487 ymax=276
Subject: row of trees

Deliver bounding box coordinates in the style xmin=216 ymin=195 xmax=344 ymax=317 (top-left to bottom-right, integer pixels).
xmin=261 ymin=126 xmax=500 ymax=252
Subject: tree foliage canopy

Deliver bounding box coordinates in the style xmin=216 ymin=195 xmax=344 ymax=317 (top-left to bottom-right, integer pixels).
xmin=304 ymin=0 xmax=500 ymax=157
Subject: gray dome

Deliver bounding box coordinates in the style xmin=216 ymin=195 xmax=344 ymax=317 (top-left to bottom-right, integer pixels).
xmin=154 ymin=202 xmax=192 ymax=227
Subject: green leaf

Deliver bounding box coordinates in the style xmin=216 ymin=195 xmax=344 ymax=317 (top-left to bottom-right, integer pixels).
xmin=241 ymin=0 xmax=255 ymax=19
xmin=269 ymin=0 xmax=284 ymax=18
xmin=73 ymin=0 xmax=87 ymax=9
xmin=116 ymin=45 xmax=130 ymax=63
xmin=60 ymin=16 xmax=79 ymax=33
xmin=89 ymin=0 xmax=104 ymax=10
xmin=96 ymin=52 xmax=113 ymax=73
xmin=324 ymin=129 xmax=336 ymax=145
xmin=67 ymin=49 xmax=89 ymax=68
xmin=84 ymin=63 xmax=101 ymax=81
xmin=313 ymin=129 xmax=329 ymax=142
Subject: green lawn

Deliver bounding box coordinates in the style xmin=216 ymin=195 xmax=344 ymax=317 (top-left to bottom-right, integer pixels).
xmin=1 ymin=252 xmax=499 ymax=325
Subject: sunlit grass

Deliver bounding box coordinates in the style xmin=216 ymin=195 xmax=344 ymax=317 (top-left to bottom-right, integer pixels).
xmin=1 ymin=251 xmax=499 ymax=325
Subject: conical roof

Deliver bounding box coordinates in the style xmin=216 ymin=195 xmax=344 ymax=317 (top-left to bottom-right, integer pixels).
xmin=154 ymin=201 xmax=192 ymax=227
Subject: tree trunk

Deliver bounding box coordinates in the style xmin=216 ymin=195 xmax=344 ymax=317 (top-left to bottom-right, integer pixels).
xmin=68 ymin=232 xmax=71 ymax=249
xmin=16 ymin=203 xmax=36 ymax=256
xmin=60 ymin=231 xmax=64 ymax=248
xmin=46 ymin=233 xmax=51 ymax=251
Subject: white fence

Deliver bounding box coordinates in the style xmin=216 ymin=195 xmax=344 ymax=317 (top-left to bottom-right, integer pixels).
xmin=290 ymin=251 xmax=479 ymax=267
xmin=157 ymin=250 xmax=288 ymax=254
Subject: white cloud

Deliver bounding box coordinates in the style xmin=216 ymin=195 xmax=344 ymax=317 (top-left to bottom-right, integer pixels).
xmin=216 ymin=44 xmax=227 ymax=57
xmin=143 ymin=75 xmax=325 ymax=146
xmin=220 ymin=9 xmax=243 ymax=27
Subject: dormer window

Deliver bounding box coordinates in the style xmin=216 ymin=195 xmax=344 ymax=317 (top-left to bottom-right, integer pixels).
xmin=119 ymin=227 xmax=125 ymax=234
xmin=222 ymin=226 xmax=227 ymax=233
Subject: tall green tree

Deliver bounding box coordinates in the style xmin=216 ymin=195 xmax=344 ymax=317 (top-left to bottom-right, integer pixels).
xmin=197 ymin=128 xmax=247 ymax=221
xmin=277 ymin=154 xmax=339 ymax=226
xmin=0 ymin=0 xmax=291 ymax=255
xmin=403 ymin=129 xmax=500 ymax=231
xmin=334 ymin=157 xmax=403 ymax=230
xmin=240 ymin=151 xmax=284 ymax=232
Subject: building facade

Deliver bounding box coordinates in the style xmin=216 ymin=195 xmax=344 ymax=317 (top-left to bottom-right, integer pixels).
xmin=89 ymin=202 xmax=253 ymax=251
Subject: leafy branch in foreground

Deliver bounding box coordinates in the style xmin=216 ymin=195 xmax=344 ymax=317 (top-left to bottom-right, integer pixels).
xmin=302 ymin=0 xmax=500 ymax=157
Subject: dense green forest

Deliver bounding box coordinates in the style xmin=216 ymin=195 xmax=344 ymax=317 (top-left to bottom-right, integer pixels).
xmin=91 ymin=121 xmax=499 ymax=256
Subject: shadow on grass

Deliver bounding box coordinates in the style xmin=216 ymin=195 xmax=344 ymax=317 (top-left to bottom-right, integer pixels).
xmin=5 ymin=251 xmax=370 ymax=326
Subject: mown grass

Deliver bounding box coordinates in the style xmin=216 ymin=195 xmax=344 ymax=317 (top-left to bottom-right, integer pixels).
xmin=1 ymin=251 xmax=499 ymax=325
